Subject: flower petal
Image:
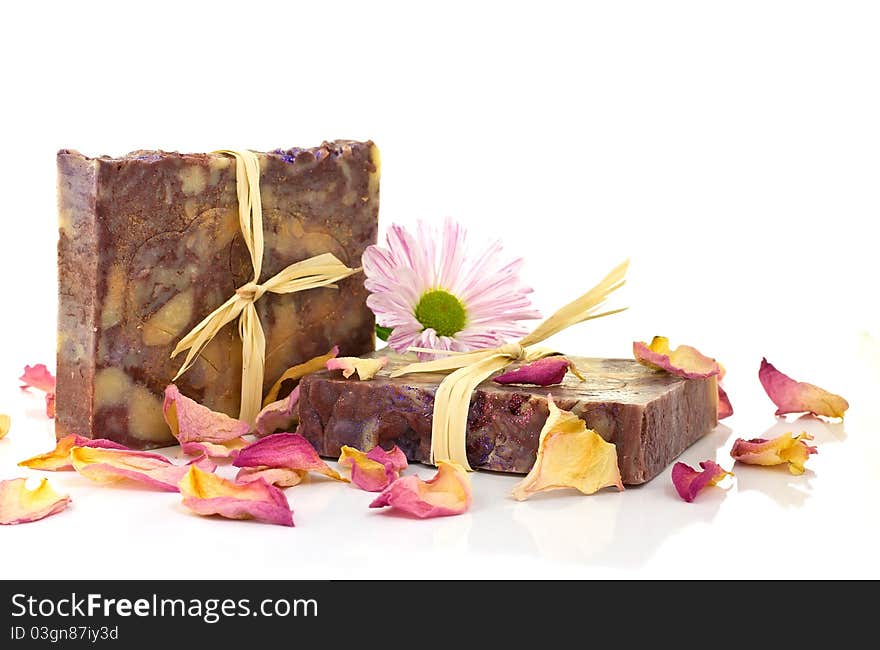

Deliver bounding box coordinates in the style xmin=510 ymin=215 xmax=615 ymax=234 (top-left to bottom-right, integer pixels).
xmin=180 ymin=437 xmax=250 ymax=459
xmin=71 ymin=446 xmax=216 ymax=491
xmin=20 ymin=364 xmax=56 ymax=418
xmin=369 ymin=461 xmax=471 ymax=518
xmin=162 ymin=385 xmax=250 ymax=444
xmin=0 ymin=478 xmax=71 ymax=525
xmin=730 ymin=432 xmax=818 ymax=475
xmin=338 ymin=445 xmax=406 ymax=492
xmin=493 ymin=356 xmax=572 ymax=386
xmin=326 ymin=356 xmax=388 ymax=380
xmin=511 ymin=397 xmax=624 ymax=501
xmin=235 ymin=467 xmax=307 ymax=488
xmin=633 ymin=336 xmax=721 ymax=379
xmin=671 ymin=460 xmax=733 ymax=502
xmin=179 ymin=465 xmax=294 ymax=527
xmin=18 ymin=434 xmax=130 ymax=471
xmin=0 ymin=414 xmax=10 ymax=440
xmin=263 ymin=346 xmax=339 ymax=406
xmin=758 ymin=358 xmax=849 ymax=418
xmin=254 ymin=386 xmax=299 ymax=437
xmin=233 ymin=433 xmax=344 ymax=481
xmin=717 ymin=385 xmax=734 ymax=419
xmin=367 ymin=445 xmax=409 ymax=473
xmin=20 ymin=364 xmax=56 ymax=393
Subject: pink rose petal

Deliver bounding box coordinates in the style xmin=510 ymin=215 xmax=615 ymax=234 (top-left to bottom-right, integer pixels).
xmin=179 ymin=466 xmax=294 ymax=527
xmin=71 ymin=446 xmax=216 ymax=492
xmin=493 ymin=357 xmax=571 ymax=386
xmin=19 ymin=364 xmax=56 ymax=393
xmin=338 ymin=444 xmax=408 ymax=492
xmin=163 ymin=385 xmax=250 ymax=444
xmin=369 ymin=461 xmax=471 ymax=518
xmin=671 ymin=460 xmax=734 ymax=503
xmin=633 ymin=336 xmax=721 ymax=379
xmin=180 ymin=438 xmax=250 ymax=459
xmin=717 ymin=385 xmax=734 ymax=419
xmin=254 ymin=386 xmax=300 ymax=437
xmin=19 ymin=434 xmax=131 ymax=471
xmin=326 ymin=356 xmax=388 ymax=380
xmin=20 ymin=364 xmax=56 ymax=418
xmin=0 ymin=478 xmax=71 ymax=525
xmin=233 ymin=433 xmax=344 ymax=481
xmin=759 ymin=358 xmax=849 ymax=419
xmin=366 ymin=445 xmax=408 ymax=473
xmin=235 ymin=466 xmax=307 ymax=488
xmin=730 ymin=432 xmax=818 ymax=475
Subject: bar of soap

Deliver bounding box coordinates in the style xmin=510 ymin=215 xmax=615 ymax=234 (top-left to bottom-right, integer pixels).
xmin=56 ymin=142 xmax=379 ymax=448
xmin=297 ymin=354 xmax=718 ymax=485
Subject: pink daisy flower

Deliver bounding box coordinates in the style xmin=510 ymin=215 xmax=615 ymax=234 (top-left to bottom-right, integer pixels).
xmin=362 ymin=219 xmax=541 ymax=359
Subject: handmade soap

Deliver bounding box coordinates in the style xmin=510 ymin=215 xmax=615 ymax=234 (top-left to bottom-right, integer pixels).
xmin=57 ymin=142 xmax=379 ymax=448
xmin=297 ymin=354 xmax=718 ymax=485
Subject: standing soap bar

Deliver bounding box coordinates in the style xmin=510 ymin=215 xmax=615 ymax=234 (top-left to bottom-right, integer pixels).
xmin=56 ymin=141 xmax=379 ymax=448
xmin=297 ymin=354 xmax=718 ymax=485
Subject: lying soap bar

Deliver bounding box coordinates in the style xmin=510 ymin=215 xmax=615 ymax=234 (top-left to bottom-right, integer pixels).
xmin=56 ymin=142 xmax=379 ymax=448
xmin=297 ymin=354 xmax=718 ymax=485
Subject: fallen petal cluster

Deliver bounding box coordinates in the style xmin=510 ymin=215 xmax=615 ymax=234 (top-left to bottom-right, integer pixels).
xmin=338 ymin=444 xmax=408 ymax=492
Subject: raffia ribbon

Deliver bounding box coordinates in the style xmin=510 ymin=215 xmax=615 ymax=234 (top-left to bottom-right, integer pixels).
xmin=171 ymin=149 xmax=360 ymax=424
xmin=390 ymin=260 xmax=629 ymax=470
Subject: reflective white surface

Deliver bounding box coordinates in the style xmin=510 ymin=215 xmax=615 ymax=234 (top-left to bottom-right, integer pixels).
xmin=2 ymin=336 xmax=877 ymax=579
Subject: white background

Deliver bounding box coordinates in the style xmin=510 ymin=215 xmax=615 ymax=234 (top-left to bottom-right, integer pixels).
xmin=1 ymin=1 xmax=878 ymax=579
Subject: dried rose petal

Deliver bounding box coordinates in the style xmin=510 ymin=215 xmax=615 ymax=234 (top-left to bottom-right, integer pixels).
xmin=254 ymin=385 xmax=300 ymax=437
xmin=19 ymin=434 xmax=130 ymax=471
xmin=179 ymin=465 xmax=294 ymax=527
xmin=20 ymin=364 xmax=56 ymax=418
xmin=671 ymin=460 xmax=733 ymax=502
xmin=511 ymin=397 xmax=624 ymax=501
xmin=71 ymin=446 xmax=215 ymax=491
xmin=367 ymin=445 xmax=408 ymax=473
xmin=180 ymin=438 xmax=250 ymax=459
xmin=263 ymin=346 xmax=339 ymax=406
xmin=0 ymin=478 xmax=71 ymax=525
xmin=633 ymin=336 xmax=721 ymax=379
xmin=0 ymin=414 xmax=10 ymax=440
xmin=493 ymin=357 xmax=571 ymax=386
xmin=163 ymin=385 xmax=250 ymax=444
xmin=730 ymin=432 xmax=818 ymax=475
xmin=717 ymin=385 xmax=734 ymax=419
xmin=326 ymin=356 xmax=388 ymax=380
xmin=759 ymin=358 xmax=848 ymax=419
xmin=338 ymin=444 xmax=407 ymax=492
xmin=20 ymin=364 xmax=56 ymax=393
xmin=233 ymin=433 xmax=344 ymax=481
xmin=235 ymin=467 xmax=307 ymax=488
xmin=369 ymin=461 xmax=472 ymax=518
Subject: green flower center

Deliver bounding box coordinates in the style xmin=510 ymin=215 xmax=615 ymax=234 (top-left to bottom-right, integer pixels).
xmin=414 ymin=290 xmax=467 ymax=337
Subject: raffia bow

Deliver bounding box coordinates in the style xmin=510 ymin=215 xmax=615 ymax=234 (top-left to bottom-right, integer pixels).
xmin=171 ymin=149 xmax=360 ymax=424
xmin=390 ymin=260 xmax=629 ymax=470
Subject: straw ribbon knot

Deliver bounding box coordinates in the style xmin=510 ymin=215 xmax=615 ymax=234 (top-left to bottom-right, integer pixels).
xmin=392 ymin=259 xmax=630 ymax=471
xmin=171 ymin=149 xmax=360 ymax=425
xmin=236 ymin=281 xmax=268 ymax=303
